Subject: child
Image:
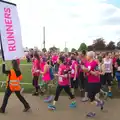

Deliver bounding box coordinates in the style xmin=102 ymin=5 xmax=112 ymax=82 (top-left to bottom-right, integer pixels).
xmin=0 ymin=60 xmax=30 ymax=113
xmin=40 ymin=59 xmax=53 ymax=102
xmin=48 ymin=56 xmax=76 ymax=110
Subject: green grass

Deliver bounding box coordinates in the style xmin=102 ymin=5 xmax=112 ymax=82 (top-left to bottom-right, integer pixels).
xmin=0 ymin=59 xmax=34 ymax=93
xmin=0 ymin=61 xmax=58 ymax=94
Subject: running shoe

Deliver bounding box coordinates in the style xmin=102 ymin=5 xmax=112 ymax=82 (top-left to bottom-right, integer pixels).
xmin=107 ymin=92 xmax=112 ymax=97
xmin=96 ymin=101 xmax=104 ymax=110
xmin=48 ymin=104 xmax=56 ymax=110
xmin=69 ymin=102 xmax=76 ymax=108
xmin=81 ymin=97 xmax=89 ymax=102
xmin=86 ymin=112 xmax=96 ymax=117
xmin=23 ymin=106 xmax=31 ymax=112
xmin=32 ymin=92 xmax=39 ymax=96
xmin=44 ymin=96 xmax=53 ymax=103
xmin=0 ymin=108 xmax=5 ymax=113
xmin=103 ymin=92 xmax=108 ymax=100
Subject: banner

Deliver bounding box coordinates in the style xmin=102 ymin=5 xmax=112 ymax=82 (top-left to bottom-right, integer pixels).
xmin=0 ymin=0 xmax=24 ymax=60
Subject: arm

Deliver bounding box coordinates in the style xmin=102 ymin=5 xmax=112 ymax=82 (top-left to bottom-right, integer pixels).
xmin=40 ymin=65 xmax=48 ymax=75
xmin=111 ymin=63 xmax=113 ymax=73
xmin=2 ymin=63 xmax=10 ymax=75
xmin=74 ymin=64 xmax=77 ymax=80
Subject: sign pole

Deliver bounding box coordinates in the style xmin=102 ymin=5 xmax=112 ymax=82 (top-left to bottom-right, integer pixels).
xmin=0 ymin=33 xmax=5 ymax=61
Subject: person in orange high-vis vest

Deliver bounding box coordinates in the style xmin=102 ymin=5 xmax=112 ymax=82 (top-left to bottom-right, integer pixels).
xmin=0 ymin=60 xmax=30 ymax=113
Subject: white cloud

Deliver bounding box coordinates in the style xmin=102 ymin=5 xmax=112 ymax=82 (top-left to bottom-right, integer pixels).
xmin=8 ymin=0 xmax=120 ymax=50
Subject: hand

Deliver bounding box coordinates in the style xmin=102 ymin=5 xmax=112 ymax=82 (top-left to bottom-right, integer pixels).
xmin=54 ymin=74 xmax=58 ymax=76
xmin=36 ymin=70 xmax=40 ymax=73
xmin=73 ymin=78 xmax=76 ymax=81
xmin=2 ymin=61 xmax=5 ymax=64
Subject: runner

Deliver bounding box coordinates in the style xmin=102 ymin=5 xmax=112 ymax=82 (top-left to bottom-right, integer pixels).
xmin=82 ymin=51 xmax=104 ymax=117
xmin=48 ymin=56 xmax=76 ymax=110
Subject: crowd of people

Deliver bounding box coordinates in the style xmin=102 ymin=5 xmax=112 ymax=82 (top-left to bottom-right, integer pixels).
xmin=1 ymin=50 xmax=120 ymax=117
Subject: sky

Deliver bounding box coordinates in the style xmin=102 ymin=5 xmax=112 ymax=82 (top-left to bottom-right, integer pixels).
xmin=8 ymin=0 xmax=120 ymax=51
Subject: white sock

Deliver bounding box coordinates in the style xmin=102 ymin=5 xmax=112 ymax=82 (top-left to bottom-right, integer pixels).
xmin=95 ymin=93 xmax=101 ymax=102
xmin=71 ymin=88 xmax=74 ymax=95
xmin=84 ymin=92 xmax=88 ymax=98
xmin=53 ymin=101 xmax=56 ymax=106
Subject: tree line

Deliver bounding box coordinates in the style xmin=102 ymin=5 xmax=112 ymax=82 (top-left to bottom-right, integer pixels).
xmin=48 ymin=38 xmax=120 ymax=52
xmin=23 ymin=38 xmax=120 ymax=53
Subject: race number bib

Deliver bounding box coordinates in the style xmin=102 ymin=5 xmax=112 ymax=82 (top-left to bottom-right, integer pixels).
xmin=59 ymin=77 xmax=63 ymax=82
xmin=71 ymin=69 xmax=74 ymax=74
xmin=88 ymin=66 xmax=91 ymax=71
xmin=105 ymin=64 xmax=110 ymax=71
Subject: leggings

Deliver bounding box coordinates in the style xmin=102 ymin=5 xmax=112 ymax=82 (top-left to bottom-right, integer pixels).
xmin=54 ymin=85 xmax=75 ymax=101
xmin=79 ymin=72 xmax=85 ymax=89
xmin=32 ymin=76 xmax=40 ymax=92
xmin=70 ymin=78 xmax=78 ymax=89
xmin=1 ymin=88 xmax=29 ymax=112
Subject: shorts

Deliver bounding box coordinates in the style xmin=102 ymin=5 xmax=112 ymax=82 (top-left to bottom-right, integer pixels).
xmin=104 ymin=73 xmax=112 ymax=86
xmin=70 ymin=77 xmax=78 ymax=89
xmin=87 ymin=82 xmax=101 ymax=102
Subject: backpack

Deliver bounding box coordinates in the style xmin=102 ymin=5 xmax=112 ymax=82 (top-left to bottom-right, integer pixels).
xmin=49 ymin=67 xmax=54 ymax=80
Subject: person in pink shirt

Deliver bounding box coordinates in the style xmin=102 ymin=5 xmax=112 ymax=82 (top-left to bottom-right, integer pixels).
xmin=82 ymin=51 xmax=104 ymax=118
xmin=48 ymin=56 xmax=76 ymax=110
xmin=52 ymin=53 xmax=59 ymax=73
xmin=70 ymin=53 xmax=78 ymax=95
xmin=40 ymin=59 xmax=53 ymax=102
xmin=32 ymin=51 xmax=43 ymax=96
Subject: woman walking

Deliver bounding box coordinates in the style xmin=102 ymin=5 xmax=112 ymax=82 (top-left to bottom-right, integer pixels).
xmin=0 ymin=60 xmax=30 ymax=113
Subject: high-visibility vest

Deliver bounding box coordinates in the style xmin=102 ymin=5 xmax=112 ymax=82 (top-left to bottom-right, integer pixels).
xmin=6 ymin=69 xmax=22 ymax=91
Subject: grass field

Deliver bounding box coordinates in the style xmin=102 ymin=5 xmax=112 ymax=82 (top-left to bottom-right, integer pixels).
xmin=0 ymin=60 xmax=34 ymax=92
xmin=0 ymin=60 xmax=58 ymax=94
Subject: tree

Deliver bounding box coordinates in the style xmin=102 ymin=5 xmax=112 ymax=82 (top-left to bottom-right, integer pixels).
xmin=63 ymin=47 xmax=69 ymax=52
xmin=88 ymin=45 xmax=93 ymax=51
xmin=71 ymin=48 xmax=77 ymax=52
xmin=42 ymin=48 xmax=47 ymax=52
xmin=117 ymin=41 xmax=120 ymax=50
xmin=49 ymin=46 xmax=59 ymax=52
xmin=106 ymin=41 xmax=115 ymax=50
xmin=78 ymin=43 xmax=87 ymax=51
xmin=93 ymin=38 xmax=106 ymax=50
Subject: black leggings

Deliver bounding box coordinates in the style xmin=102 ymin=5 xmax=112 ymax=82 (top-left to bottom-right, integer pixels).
xmin=70 ymin=78 xmax=78 ymax=89
xmin=1 ymin=88 xmax=29 ymax=112
xmin=54 ymin=85 xmax=75 ymax=101
xmin=32 ymin=76 xmax=40 ymax=92
xmin=79 ymin=72 xmax=85 ymax=89
xmin=104 ymin=73 xmax=112 ymax=86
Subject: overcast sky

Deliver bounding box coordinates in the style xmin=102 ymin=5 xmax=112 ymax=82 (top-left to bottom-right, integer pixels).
xmin=8 ymin=0 xmax=120 ymax=51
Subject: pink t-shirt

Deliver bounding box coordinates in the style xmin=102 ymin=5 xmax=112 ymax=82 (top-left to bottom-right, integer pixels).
xmin=52 ymin=55 xmax=58 ymax=64
xmin=42 ymin=65 xmax=51 ymax=82
xmin=113 ymin=57 xmax=116 ymax=65
xmin=58 ymin=64 xmax=69 ymax=86
xmin=32 ymin=59 xmax=40 ymax=76
xmin=40 ymin=62 xmax=46 ymax=72
xmin=70 ymin=60 xmax=78 ymax=78
xmin=85 ymin=60 xmax=100 ymax=83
